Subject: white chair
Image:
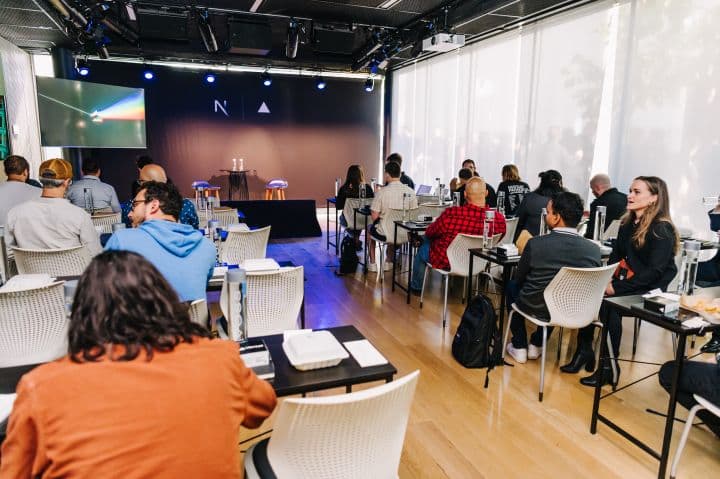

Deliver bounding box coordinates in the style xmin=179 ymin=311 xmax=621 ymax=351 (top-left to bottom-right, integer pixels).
xmin=12 ymin=245 xmax=93 ymax=277
xmin=502 ymin=263 xmax=618 ymax=401
xmin=222 ymin=266 xmax=304 ymax=339
xmin=372 ymin=208 xmax=418 ymax=281
xmin=244 ymin=370 xmax=420 ymax=479
xmin=602 ymin=219 xmax=621 ymax=241
xmin=670 ymin=394 xmax=720 ymax=479
xmin=188 ymin=299 xmax=209 ymax=327
xmin=91 ymin=212 xmax=121 ymax=234
xmin=342 ymin=198 xmax=369 ymax=232
xmin=218 ymin=226 xmax=271 ymax=265
xmin=0 ymin=281 xmax=68 ymax=367
xmin=213 ymin=208 xmax=241 ymax=229
xmin=419 ymin=233 xmax=489 ymax=329
xmin=0 ymin=393 xmax=17 ymax=428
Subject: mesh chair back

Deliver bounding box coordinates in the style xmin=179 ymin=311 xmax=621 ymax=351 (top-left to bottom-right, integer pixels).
xmin=266 ymin=370 xmax=419 ymax=479
xmin=378 ymin=208 xmax=419 ymax=245
xmin=446 ymin=233 xmax=494 ymax=276
xmin=219 ymin=226 xmax=271 ymax=264
xmin=543 ymin=263 xmax=618 ymax=329
xmin=0 ymin=281 xmax=68 ymax=367
xmin=188 ymin=299 xmax=209 ymax=327
xmin=213 ymin=208 xmax=240 ymax=229
xmin=245 ymin=266 xmax=304 ymax=337
xmin=501 ymin=218 xmax=519 ymax=245
xmin=91 ymin=212 xmax=121 ymax=234
xmin=602 ymin=219 xmax=621 ymax=241
xmin=13 ymin=245 xmax=93 ymax=276
xmin=342 ymin=198 xmax=368 ymax=231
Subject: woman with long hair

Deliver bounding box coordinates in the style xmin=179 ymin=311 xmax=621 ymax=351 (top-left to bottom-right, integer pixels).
xmin=497 ymin=164 xmax=530 ymax=217
xmin=562 ymin=176 xmax=679 ymax=387
xmin=337 ymin=165 xmax=374 ymax=246
xmin=513 ymin=169 xmax=565 ymax=241
xmin=1 ymin=251 xmax=276 ymax=478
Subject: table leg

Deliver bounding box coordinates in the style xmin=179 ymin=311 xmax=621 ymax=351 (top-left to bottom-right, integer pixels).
xmin=591 ymin=317 xmax=609 ymax=434
xmin=335 ymin=204 xmax=339 ymax=256
xmin=392 ymin=222 xmax=398 ymax=292
xmin=406 ymin=233 xmax=413 ymax=304
xmin=239 ymin=172 xmax=248 ymax=200
xmin=497 ymin=265 xmax=512 ymax=335
xmin=363 ymin=214 xmax=369 ymax=273
xmin=467 ymin=252 xmax=474 ymax=302
xmin=301 ymin=298 xmax=306 ymax=329
xmin=326 ymin=200 xmax=330 ymax=251
xmin=657 ymin=334 xmax=687 ymax=479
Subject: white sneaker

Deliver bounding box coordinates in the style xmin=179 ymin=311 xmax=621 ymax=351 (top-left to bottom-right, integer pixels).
xmin=367 ymin=262 xmax=378 ymax=272
xmin=506 ymin=344 xmax=527 ymax=364
xmin=383 ymin=261 xmax=393 ymax=271
xmin=528 ymin=344 xmax=543 ymax=360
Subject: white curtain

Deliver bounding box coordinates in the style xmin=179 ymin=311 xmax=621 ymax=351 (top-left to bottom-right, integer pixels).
xmin=390 ymin=0 xmax=720 ymax=235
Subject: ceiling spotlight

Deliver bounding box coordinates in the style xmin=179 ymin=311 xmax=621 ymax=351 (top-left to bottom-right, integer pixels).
xmin=197 ymin=9 xmax=219 ymax=53
xmin=204 ymin=72 xmax=216 ymax=84
xmin=315 ymin=75 xmax=326 ymax=90
xmin=143 ymin=69 xmax=154 ymax=80
xmin=364 ymin=77 xmax=374 ymax=92
xmin=286 ymin=18 xmax=299 ymax=59
xmin=261 ymin=70 xmax=272 ymax=86
xmin=76 ymin=58 xmax=90 ymax=76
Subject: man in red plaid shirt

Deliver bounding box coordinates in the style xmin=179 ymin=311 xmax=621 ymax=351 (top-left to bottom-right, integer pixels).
xmin=410 ymin=177 xmax=506 ymax=292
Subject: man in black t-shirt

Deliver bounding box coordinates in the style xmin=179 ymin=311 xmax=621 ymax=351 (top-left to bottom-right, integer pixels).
xmin=584 ymin=174 xmax=627 ymax=239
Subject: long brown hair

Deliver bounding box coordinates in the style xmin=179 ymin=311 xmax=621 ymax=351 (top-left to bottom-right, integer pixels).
xmin=622 ymin=176 xmax=679 ymax=253
xmin=342 ymin=164 xmax=366 ymax=190
xmin=502 ymin=164 xmax=520 ymax=182
xmin=69 ymin=250 xmax=212 ymax=363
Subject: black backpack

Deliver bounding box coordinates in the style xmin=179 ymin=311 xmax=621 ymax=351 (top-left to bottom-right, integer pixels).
xmin=338 ymin=234 xmax=359 ymax=274
xmin=452 ymin=294 xmax=504 ymax=387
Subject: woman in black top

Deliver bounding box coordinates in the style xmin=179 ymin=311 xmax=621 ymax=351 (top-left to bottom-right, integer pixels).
xmin=513 ymin=169 xmax=564 ymax=241
xmin=563 ymin=176 xmax=679 ymax=387
xmin=497 ymin=164 xmax=530 ymax=217
xmin=336 ymin=165 xmax=374 ymax=228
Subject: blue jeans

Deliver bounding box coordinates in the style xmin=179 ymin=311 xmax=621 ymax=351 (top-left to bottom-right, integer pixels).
xmin=410 ymin=238 xmax=431 ymax=291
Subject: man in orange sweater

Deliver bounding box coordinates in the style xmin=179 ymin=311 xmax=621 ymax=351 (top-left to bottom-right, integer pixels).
xmin=0 ymin=251 xmax=276 ymax=478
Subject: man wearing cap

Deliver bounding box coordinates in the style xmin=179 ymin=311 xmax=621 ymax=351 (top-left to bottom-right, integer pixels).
xmin=4 ymin=159 xmax=102 ymax=255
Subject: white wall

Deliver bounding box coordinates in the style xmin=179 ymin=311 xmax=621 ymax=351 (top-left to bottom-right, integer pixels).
xmin=390 ymin=0 xmax=720 ymax=236
xmin=0 ymin=36 xmax=42 ymax=178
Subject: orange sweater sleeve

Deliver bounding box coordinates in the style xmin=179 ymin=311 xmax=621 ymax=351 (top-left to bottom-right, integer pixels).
xmin=233 ymin=355 xmax=277 ymax=429
xmin=0 ymin=377 xmax=48 ymax=478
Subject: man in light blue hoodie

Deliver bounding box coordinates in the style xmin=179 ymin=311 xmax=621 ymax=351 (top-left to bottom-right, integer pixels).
xmin=105 ymin=181 xmax=216 ymax=302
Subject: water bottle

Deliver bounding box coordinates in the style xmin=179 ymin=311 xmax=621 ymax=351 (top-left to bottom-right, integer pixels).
xmin=539 ymin=207 xmax=548 ymax=236
xmin=402 ymin=193 xmax=409 ymax=222
xmin=334 ymin=177 xmax=340 ymax=197
xmin=676 ymin=240 xmax=701 ymax=295
xmin=226 ymin=268 xmax=248 ymax=340
xmin=208 ymin=219 xmax=220 ymax=242
xmin=438 ymin=183 xmax=446 ymax=205
xmin=371 ymin=178 xmax=377 ymax=192
xmin=593 ymin=206 xmax=607 ymax=241
xmin=496 ymin=191 xmax=506 ymax=216
xmin=435 ymin=178 xmax=441 ymax=204
xmin=197 ymin=186 xmax=206 ymax=210
xmin=359 ymin=182 xmax=367 ymax=205
xmin=207 ymin=195 xmax=216 ymax=219
xmin=83 ymin=188 xmax=94 ymax=214
xmin=483 ymin=209 xmax=496 ymax=248
xmin=453 ymin=191 xmax=461 ymax=206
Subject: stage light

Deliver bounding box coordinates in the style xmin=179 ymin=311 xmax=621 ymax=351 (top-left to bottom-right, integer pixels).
xmin=204 ymin=72 xmax=216 ymax=84
xmin=76 ymin=58 xmax=90 ymax=76
xmin=315 ymin=75 xmax=326 ymax=90
xmin=143 ymin=69 xmax=154 ymax=80
xmin=286 ymin=18 xmax=299 ymax=59
xmin=261 ymin=70 xmax=272 ymax=86
xmin=364 ymin=77 xmax=374 ymax=92
xmin=197 ymin=10 xmax=218 ymax=53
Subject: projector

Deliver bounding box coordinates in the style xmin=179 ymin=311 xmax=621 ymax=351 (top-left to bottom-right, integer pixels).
xmin=422 ymin=33 xmax=466 ymax=52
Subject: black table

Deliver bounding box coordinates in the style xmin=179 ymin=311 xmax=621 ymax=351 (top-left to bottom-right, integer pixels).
xmin=326 ymin=197 xmax=339 ymax=256
xmin=252 ymin=325 xmax=397 ymax=397
xmin=392 ymin=220 xmax=430 ymax=304
xmin=220 ymin=169 xmax=250 ymax=201
xmin=590 ymin=287 xmax=720 ymax=479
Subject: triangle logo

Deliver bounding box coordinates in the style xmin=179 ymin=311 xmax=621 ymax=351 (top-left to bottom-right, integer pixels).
xmin=258 ymin=102 xmax=270 ymax=114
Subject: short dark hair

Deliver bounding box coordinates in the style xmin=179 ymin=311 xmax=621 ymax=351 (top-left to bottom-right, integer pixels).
xmin=385 ymin=161 xmax=401 ymax=178
xmin=136 ymin=155 xmax=153 ymax=169
xmin=69 ymin=250 xmax=212 ymax=363
xmin=550 ymin=191 xmax=584 ymax=228
xmin=4 ymin=155 xmax=29 ymax=176
xmin=139 ymin=181 xmax=183 ymax=220
xmin=458 ymin=168 xmax=473 ymax=180
xmin=386 ymin=152 xmax=402 ymax=165
xmin=536 ymin=169 xmax=564 ymax=197
xmin=81 ymin=158 xmax=100 ymax=175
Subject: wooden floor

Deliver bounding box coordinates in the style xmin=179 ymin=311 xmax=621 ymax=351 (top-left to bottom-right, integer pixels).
xmin=236 ymin=212 xmax=720 ymax=478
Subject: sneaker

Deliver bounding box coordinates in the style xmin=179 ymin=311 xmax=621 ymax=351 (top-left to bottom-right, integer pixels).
xmin=367 ymin=263 xmax=378 ymax=272
xmin=528 ymin=344 xmax=543 ymax=360
xmin=383 ymin=261 xmax=393 ymax=271
xmin=506 ymin=343 xmax=527 ymax=364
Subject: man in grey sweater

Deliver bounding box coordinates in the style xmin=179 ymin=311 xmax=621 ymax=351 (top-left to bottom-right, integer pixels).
xmin=506 ymin=191 xmax=602 ymax=364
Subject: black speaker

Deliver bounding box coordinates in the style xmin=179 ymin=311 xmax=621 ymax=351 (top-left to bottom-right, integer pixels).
xmin=227 ymin=20 xmax=272 ymax=56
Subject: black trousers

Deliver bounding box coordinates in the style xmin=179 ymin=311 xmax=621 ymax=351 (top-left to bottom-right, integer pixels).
xmin=577 ymin=302 xmax=621 ymax=358
xmin=658 ymin=360 xmax=720 ymax=438
xmin=506 ymin=280 xmax=553 ymax=349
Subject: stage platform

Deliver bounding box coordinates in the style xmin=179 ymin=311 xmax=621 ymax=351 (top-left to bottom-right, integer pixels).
xmin=221 ymin=200 xmax=321 ymax=239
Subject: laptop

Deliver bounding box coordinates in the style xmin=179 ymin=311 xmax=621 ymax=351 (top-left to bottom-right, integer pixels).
xmin=416 ymin=184 xmax=432 ymax=195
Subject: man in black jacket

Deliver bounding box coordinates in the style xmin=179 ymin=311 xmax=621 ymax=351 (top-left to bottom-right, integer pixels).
xmin=584 ymin=174 xmax=627 ymax=239
xmin=506 ymin=192 xmax=602 ymax=363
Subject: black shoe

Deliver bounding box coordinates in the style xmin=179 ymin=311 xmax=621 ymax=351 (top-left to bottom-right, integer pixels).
xmin=700 ymin=336 xmax=720 ymax=353
xmin=580 ymin=364 xmax=618 ymax=389
xmin=560 ymin=350 xmax=596 ymax=374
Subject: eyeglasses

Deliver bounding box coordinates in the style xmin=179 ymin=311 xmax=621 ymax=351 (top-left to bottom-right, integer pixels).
xmin=131 ymin=199 xmax=150 ymax=208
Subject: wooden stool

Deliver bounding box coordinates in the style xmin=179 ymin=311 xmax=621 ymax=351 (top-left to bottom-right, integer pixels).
xmin=264 ymin=179 xmax=288 ymax=200
xmin=205 ymin=186 xmax=221 ymax=202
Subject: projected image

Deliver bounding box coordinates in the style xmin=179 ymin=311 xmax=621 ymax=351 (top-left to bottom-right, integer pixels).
xmin=36 ymin=77 xmax=146 ymax=148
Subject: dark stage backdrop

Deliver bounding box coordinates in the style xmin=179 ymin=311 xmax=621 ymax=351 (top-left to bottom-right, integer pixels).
xmin=79 ymin=61 xmax=382 ymax=204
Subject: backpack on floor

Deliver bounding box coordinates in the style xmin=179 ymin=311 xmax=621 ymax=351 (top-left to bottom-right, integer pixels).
xmin=452 ymin=293 xmax=503 ymax=387
xmin=338 ymin=234 xmax=359 ymax=275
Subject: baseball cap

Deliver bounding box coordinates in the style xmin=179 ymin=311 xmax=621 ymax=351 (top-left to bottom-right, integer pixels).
xmin=39 ymin=158 xmax=73 ymax=180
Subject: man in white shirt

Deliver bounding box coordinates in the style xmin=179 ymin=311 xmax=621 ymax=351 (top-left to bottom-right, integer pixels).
xmin=368 ymin=161 xmax=417 ymax=271
xmin=66 ymin=158 xmax=121 ymax=213
xmin=0 ymin=155 xmax=41 ymax=225
xmin=5 ymin=158 xmax=101 ymax=255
